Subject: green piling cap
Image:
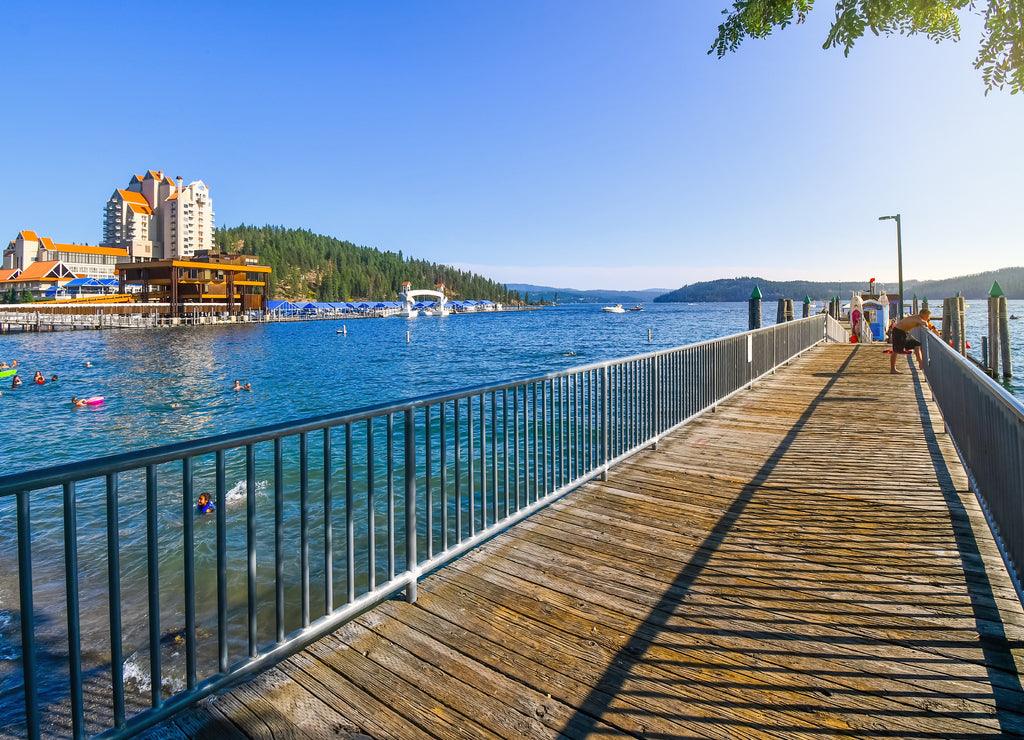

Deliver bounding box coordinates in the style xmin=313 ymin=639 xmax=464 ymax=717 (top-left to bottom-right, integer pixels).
xmin=912 ymin=293 xmax=917 ymax=299
xmin=750 ymin=285 xmax=762 ymax=299
xmin=803 ymin=295 xmax=811 ymax=304
xmin=990 ymin=281 xmax=1004 ymax=297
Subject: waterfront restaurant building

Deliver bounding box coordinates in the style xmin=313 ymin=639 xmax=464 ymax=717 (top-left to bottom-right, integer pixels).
xmin=116 ymin=251 xmax=270 ymax=316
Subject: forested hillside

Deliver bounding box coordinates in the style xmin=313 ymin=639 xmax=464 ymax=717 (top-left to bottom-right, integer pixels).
xmin=214 ymin=225 xmax=522 ymax=304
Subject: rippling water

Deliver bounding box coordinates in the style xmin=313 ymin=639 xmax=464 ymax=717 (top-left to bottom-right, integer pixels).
xmin=0 ymin=303 xmax=758 ymax=476
xmin=3 ymin=300 xmax=1020 ymax=478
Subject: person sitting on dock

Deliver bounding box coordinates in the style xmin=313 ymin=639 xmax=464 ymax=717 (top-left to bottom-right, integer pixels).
xmin=889 ymin=309 xmax=938 ymax=374
xmin=196 ymin=492 xmax=215 ymax=515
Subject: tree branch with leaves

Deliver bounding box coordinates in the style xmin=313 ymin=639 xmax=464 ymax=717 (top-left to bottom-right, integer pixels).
xmin=710 ymin=0 xmax=1023 ymax=94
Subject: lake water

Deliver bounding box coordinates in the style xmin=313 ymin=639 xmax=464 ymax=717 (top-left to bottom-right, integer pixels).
xmin=1 ymin=299 xmax=1022 ymax=733
xmin=2 ymin=300 xmax=1021 ymax=478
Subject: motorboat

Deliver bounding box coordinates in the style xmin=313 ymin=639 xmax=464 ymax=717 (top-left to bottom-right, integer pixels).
xmin=602 ymin=304 xmax=625 ymax=313
xmin=628 ymin=305 xmax=643 ymax=312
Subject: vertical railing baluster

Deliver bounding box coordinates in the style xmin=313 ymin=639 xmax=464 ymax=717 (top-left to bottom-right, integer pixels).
xmin=404 ymin=408 xmax=418 ymax=603
xmin=246 ymin=444 xmax=257 ymax=659
xmin=106 ymin=472 xmax=125 ymax=730
xmin=182 ymin=457 xmax=197 ymax=689
xmin=299 ymin=433 xmax=310 ymax=628
xmin=441 ymin=402 xmax=449 ymax=551
xmin=17 ymin=490 xmax=40 ymax=740
xmin=540 ymin=381 xmax=548 ymax=495
xmin=367 ymin=419 xmax=376 ymax=592
xmin=454 ymin=399 xmax=462 ymax=543
xmin=62 ymin=481 xmax=84 ymax=739
xmin=387 ymin=414 xmax=395 ymax=581
xmin=503 ymin=388 xmax=510 ymax=517
xmin=346 ymin=423 xmax=355 ymax=604
xmin=468 ymin=396 xmax=476 ymax=536
xmin=481 ymin=393 xmax=489 ymax=527
xmin=216 ymin=451 xmax=228 ymax=673
xmin=324 ymin=428 xmax=333 ymax=614
xmin=145 ymin=464 xmax=161 ymax=708
xmin=426 ymin=405 xmax=434 ymax=559
xmin=532 ymin=382 xmax=539 ymax=502
xmin=490 ymin=391 xmax=498 ymax=522
xmin=274 ymin=440 xmax=285 ymax=642
xmin=513 ymin=387 xmax=520 ymax=510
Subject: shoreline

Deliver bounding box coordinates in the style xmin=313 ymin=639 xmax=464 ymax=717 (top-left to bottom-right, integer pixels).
xmin=0 ymin=303 xmax=541 ymax=333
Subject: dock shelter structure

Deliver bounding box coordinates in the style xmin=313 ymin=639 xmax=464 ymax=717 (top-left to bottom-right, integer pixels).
xmin=115 ymin=252 xmax=270 ymax=316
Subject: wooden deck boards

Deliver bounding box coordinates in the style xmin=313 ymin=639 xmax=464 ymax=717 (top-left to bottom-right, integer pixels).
xmin=152 ymin=343 xmax=1024 ymax=739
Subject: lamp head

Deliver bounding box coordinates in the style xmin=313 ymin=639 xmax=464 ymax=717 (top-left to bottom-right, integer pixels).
xmin=878 ymin=215 xmax=894 ymax=221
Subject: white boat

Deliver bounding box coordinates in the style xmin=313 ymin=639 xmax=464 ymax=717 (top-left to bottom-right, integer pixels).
xmin=602 ymin=304 xmax=625 ymax=313
xmin=398 ymin=307 xmax=418 ymax=318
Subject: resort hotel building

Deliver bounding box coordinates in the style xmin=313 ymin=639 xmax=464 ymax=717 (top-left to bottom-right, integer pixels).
xmin=2 ymin=169 xmax=269 ymax=312
xmin=102 ymin=170 xmax=215 ymax=261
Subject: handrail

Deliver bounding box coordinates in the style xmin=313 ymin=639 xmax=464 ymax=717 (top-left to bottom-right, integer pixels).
xmin=918 ymin=330 xmax=1024 ymax=602
xmin=0 ymin=315 xmax=829 ymax=739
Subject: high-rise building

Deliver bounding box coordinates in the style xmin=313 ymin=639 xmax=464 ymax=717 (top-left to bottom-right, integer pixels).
xmin=101 ymin=170 xmax=215 ymax=261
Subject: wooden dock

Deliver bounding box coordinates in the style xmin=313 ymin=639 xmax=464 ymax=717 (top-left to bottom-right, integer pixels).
xmin=150 ymin=343 xmax=1024 ymax=739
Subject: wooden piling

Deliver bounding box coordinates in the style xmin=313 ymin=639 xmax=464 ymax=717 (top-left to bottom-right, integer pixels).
xmin=802 ymin=296 xmax=810 ymax=319
xmin=748 ymin=286 xmax=762 ymax=330
xmin=944 ymin=296 xmax=965 ymax=356
xmin=989 ymin=281 xmax=1012 ymax=378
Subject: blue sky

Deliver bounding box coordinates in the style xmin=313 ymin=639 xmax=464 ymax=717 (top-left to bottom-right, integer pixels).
xmin=2 ymin=2 xmax=1020 ymax=290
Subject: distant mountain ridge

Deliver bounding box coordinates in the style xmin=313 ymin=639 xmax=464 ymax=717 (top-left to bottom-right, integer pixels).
xmin=505 ymin=284 xmax=671 ymax=304
xmin=653 ymin=267 xmax=1024 ymax=303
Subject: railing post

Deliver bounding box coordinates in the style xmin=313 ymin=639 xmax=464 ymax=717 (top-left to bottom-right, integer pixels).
xmin=602 ymin=366 xmax=610 ymax=480
xmin=405 ymin=407 xmax=418 ymax=603
xmin=17 ymin=491 xmax=40 ymax=740
xmin=651 ymin=355 xmax=660 ymax=449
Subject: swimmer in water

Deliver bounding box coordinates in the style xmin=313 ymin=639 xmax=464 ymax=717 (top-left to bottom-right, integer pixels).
xmin=85 ymin=362 xmax=93 ymax=367
xmin=11 ymin=375 xmax=21 ymax=388
xmin=71 ymin=397 xmax=86 ymax=407
xmin=33 ymin=371 xmax=45 ymax=385
xmin=243 ymin=382 xmax=252 ymax=391
xmin=196 ymin=492 xmax=215 ymax=515
xmin=233 ymin=379 xmax=242 ymax=391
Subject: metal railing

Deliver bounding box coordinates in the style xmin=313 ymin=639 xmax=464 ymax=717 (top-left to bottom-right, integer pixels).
xmin=919 ymin=330 xmax=1024 ymax=601
xmin=0 ymin=315 xmax=831 ymax=739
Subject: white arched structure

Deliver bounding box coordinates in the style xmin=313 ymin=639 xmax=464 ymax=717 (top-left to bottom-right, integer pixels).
xmin=398 ymin=282 xmax=448 ymax=317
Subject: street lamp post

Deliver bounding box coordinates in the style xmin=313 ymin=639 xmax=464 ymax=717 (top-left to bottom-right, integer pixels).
xmin=878 ymin=214 xmax=903 ymax=319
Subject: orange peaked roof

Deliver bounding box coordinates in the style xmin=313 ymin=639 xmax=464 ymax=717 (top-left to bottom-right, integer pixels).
xmin=19 ymin=230 xmax=39 ymax=241
xmin=14 ymin=260 xmax=64 ymax=281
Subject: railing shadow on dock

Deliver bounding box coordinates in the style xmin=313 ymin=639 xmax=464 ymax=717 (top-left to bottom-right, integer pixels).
xmin=557 ymin=349 xmax=859 ymax=738
xmin=913 ymin=365 xmax=1024 ymax=735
